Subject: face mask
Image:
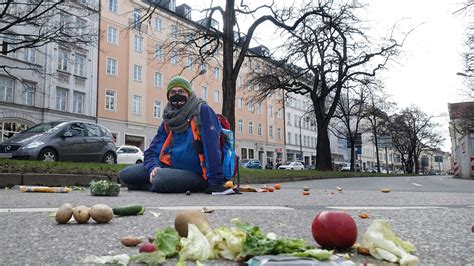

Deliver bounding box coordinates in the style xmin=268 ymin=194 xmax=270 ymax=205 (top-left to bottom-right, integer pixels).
xmin=169 ymin=94 xmax=188 ymax=109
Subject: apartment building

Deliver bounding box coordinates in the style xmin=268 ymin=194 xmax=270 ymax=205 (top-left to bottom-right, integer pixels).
xmin=0 ymin=1 xmax=99 ymax=142
xmin=98 ymin=0 xmax=284 ymax=166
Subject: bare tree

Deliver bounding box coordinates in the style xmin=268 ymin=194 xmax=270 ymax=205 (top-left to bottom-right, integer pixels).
xmin=0 ymin=0 xmax=98 ymax=77
xmin=388 ymin=106 xmax=444 ymax=174
xmin=330 ymin=80 xmax=372 ymax=171
xmin=364 ymin=83 xmax=396 ymax=173
xmin=251 ymin=1 xmax=410 ymax=170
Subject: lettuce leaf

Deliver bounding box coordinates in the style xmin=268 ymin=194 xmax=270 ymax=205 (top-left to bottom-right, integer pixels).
xmin=179 ymin=224 xmax=213 ymax=261
xmin=362 ymin=219 xmax=419 ymax=266
xmin=154 ymin=227 xmax=180 ymax=257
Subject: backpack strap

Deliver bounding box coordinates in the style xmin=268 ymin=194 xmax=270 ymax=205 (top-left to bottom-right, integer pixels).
xmin=192 ymin=102 xmax=204 ymax=137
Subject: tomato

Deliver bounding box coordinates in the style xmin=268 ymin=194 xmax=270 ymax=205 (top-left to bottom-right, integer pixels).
xmin=311 ymin=211 xmax=357 ymax=249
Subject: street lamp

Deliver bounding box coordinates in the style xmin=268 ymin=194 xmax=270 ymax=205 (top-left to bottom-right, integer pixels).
xmin=299 ymin=110 xmax=314 ymax=162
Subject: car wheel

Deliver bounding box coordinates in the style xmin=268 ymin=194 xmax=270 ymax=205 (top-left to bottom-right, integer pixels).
xmin=102 ymin=152 xmax=116 ymax=164
xmin=38 ymin=148 xmax=58 ymax=162
xmin=135 ymin=159 xmax=143 ymax=164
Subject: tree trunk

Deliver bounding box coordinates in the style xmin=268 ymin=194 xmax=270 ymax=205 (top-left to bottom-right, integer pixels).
xmin=316 ymin=124 xmax=332 ymax=171
xmin=221 ymin=0 xmax=236 ymax=131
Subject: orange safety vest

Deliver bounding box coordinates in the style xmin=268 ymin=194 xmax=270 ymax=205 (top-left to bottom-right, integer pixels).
xmin=159 ymin=119 xmax=208 ymax=180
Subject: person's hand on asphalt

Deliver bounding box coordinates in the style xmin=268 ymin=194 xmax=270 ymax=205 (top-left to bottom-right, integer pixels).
xmin=149 ymin=167 xmax=160 ymax=183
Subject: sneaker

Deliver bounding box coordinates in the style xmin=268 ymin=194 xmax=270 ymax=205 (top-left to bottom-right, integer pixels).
xmin=204 ymin=184 xmax=228 ymax=194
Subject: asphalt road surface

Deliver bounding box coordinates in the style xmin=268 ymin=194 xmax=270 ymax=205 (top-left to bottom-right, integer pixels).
xmin=0 ymin=175 xmax=472 ymax=265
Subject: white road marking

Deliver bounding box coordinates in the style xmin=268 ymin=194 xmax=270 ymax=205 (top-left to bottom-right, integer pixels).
xmin=327 ymin=206 xmax=447 ymax=210
xmin=0 ymin=205 xmax=294 ymax=213
xmin=412 ymin=183 xmax=423 ymax=187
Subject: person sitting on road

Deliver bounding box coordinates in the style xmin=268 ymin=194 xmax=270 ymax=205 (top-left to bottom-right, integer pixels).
xmin=119 ymin=76 xmax=228 ymax=194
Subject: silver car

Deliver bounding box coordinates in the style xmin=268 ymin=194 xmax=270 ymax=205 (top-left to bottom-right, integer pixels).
xmin=0 ymin=121 xmax=117 ymax=163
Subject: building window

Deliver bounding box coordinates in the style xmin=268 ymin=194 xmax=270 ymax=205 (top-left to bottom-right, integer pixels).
xmin=248 ymin=149 xmax=255 ymax=159
xmin=288 ymin=132 xmax=292 ymax=144
xmin=73 ymin=91 xmax=84 ymax=114
xmin=59 ymin=12 xmax=70 ymax=28
xmin=133 ymin=64 xmax=142 ymax=81
xmin=106 ymin=57 xmax=117 ymax=76
xmin=277 ymin=128 xmax=281 ymax=140
xmin=57 ymin=48 xmax=69 ymax=72
xmin=248 ymin=121 xmax=253 ymax=135
xmin=241 ymin=148 xmax=247 ymax=160
xmin=105 ymin=89 xmax=116 ymax=111
xmin=238 ymin=119 xmax=243 ymax=133
xmin=171 ymin=25 xmax=178 ymax=38
xmin=187 ymin=56 xmax=193 ymax=70
xmin=76 ymin=18 xmax=87 ymax=35
xmin=287 ymin=112 xmax=291 ymax=125
xmin=200 ymin=63 xmax=207 ymax=72
xmin=153 ymin=100 xmax=161 ymax=118
xmin=134 ymin=35 xmax=143 ymax=52
xmin=154 ymin=72 xmax=163 ymax=88
xmin=201 ymin=86 xmax=208 ymax=100
xmin=213 ymin=90 xmax=220 ymax=103
xmin=23 ymin=48 xmax=36 ymax=63
xmin=155 ymin=43 xmax=162 ymax=59
xmin=256 ymin=103 xmax=262 ymax=114
xmin=295 ymin=134 xmax=298 ymax=145
xmin=237 ymin=97 xmax=243 ymax=109
xmin=269 ymin=125 xmax=273 ymax=138
xmin=171 ymin=50 xmax=178 ymax=64
xmin=247 ymin=102 xmax=254 ymax=112
xmin=56 ymin=87 xmax=68 ymax=111
xmin=108 ymin=0 xmax=117 ymax=13
xmin=107 ymin=26 xmax=118 ymax=45
xmin=268 ymin=106 xmax=273 ymax=117
xmin=257 ymin=123 xmax=262 ymax=136
xmin=0 ymin=76 xmax=14 ymax=102
xmin=154 ymin=17 xmax=162 ymax=31
xmin=74 ymin=54 xmax=86 ymax=76
xmin=21 ymin=83 xmax=35 ymax=106
xmin=213 ymin=67 xmax=219 ymax=79
xmin=132 ymin=95 xmax=141 ymax=114
xmin=133 ymin=9 xmax=141 ymax=31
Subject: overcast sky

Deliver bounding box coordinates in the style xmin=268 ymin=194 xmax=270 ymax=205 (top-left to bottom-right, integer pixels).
xmin=180 ymin=0 xmax=471 ymax=151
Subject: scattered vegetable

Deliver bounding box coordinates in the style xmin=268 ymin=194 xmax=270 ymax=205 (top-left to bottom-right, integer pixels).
xmin=121 ymin=236 xmax=142 ymax=247
xmin=89 ymin=180 xmax=120 ymax=196
xmin=267 ymin=187 xmax=275 ymax=192
xmin=73 ymin=205 xmax=90 ymax=224
xmin=358 ymin=213 xmax=369 ymax=219
xmin=303 ymin=191 xmax=310 ymax=196
xmin=224 ymin=181 xmax=234 ymax=188
xmin=362 ymin=219 xmax=419 ymax=265
xmin=311 ymin=211 xmax=357 ymax=249
xmin=337 ymin=186 xmax=342 ymax=192
xmin=139 ymin=243 xmax=157 ymax=253
xmin=186 ymin=190 xmax=191 ymax=196
xmin=89 ymin=204 xmax=113 ymax=223
xmin=175 ymin=209 xmax=213 ymax=237
xmin=113 ymin=204 xmax=145 ymax=216
xmin=274 ymin=183 xmax=281 ymax=190
xmin=303 ymin=186 xmax=310 ymax=191
xmin=55 ymin=203 xmax=73 ymax=224
xmin=381 ymin=188 xmax=391 ymax=193
xmin=356 ymin=245 xmax=370 ymax=256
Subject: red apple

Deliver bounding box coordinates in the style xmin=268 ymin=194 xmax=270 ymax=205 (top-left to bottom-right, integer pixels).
xmin=311 ymin=211 xmax=357 ymax=249
xmin=139 ymin=243 xmax=157 ymax=253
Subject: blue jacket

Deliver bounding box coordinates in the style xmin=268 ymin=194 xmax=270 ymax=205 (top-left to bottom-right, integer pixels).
xmin=144 ymin=103 xmax=224 ymax=187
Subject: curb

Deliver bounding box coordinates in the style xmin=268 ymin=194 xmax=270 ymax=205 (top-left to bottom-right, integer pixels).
xmin=0 ymin=173 xmax=116 ymax=187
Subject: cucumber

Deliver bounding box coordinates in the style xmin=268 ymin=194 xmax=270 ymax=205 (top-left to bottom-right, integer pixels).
xmin=113 ymin=204 xmax=145 ymax=216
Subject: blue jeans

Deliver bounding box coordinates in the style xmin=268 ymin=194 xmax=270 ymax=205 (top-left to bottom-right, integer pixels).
xmin=119 ymin=164 xmax=207 ymax=193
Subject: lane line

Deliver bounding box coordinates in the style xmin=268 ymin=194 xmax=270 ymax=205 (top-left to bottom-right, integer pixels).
xmin=327 ymin=206 xmax=446 ymax=210
xmin=412 ymin=183 xmax=423 ymax=187
xmin=0 ymin=205 xmax=294 ymax=213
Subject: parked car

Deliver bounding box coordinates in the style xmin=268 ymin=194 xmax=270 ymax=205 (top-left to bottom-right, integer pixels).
xmin=116 ymin=145 xmax=144 ymax=164
xmin=239 ymin=159 xmax=262 ymax=169
xmin=278 ymin=161 xmax=305 ymax=170
xmin=340 ymin=163 xmax=361 ymax=172
xmin=0 ymin=120 xmax=117 ymax=163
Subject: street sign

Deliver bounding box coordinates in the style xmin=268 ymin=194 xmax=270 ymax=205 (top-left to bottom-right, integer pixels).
xmin=434 ymin=155 xmax=443 ymax=163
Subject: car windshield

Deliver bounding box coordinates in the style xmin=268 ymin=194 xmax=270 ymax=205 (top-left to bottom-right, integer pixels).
xmin=22 ymin=121 xmax=67 ymax=134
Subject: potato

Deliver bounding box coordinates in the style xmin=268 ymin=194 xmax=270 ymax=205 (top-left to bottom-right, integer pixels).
xmin=120 ymin=236 xmax=142 ymax=247
xmin=174 ymin=209 xmax=212 ymax=237
xmin=89 ymin=204 xmax=113 ymax=223
xmin=73 ymin=205 xmax=90 ymax=224
xmin=55 ymin=203 xmax=74 ymax=224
